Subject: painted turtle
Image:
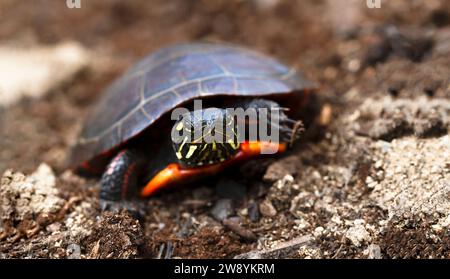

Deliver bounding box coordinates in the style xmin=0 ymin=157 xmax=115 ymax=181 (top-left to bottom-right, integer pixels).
xmin=68 ymin=42 xmax=317 ymax=210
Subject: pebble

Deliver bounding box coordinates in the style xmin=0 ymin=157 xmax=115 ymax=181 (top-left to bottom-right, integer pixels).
xmin=293 ymin=218 xmax=310 ymax=230
xmin=223 ymin=217 xmax=257 ymax=242
xmin=210 ymin=199 xmax=235 ymax=221
xmin=346 ymin=223 xmax=370 ymax=247
xmin=259 ymin=200 xmax=277 ymax=217
xmin=367 ymin=244 xmax=382 ymax=259
xmin=431 ymin=224 xmax=443 ymax=233
xmin=367 ymin=181 xmax=378 ymax=189
xmin=313 ymin=226 xmax=325 ymax=237
xmin=66 ymin=243 xmax=81 ymax=259
xmin=348 ymin=59 xmax=361 ymax=72
xmin=46 ymin=222 xmax=61 ymax=233
xmin=331 ymin=215 xmax=342 ymax=225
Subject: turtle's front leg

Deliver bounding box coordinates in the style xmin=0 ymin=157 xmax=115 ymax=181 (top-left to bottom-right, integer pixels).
xmin=99 ymin=149 xmax=145 ymax=216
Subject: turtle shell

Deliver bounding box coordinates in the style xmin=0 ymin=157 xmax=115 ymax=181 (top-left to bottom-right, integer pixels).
xmin=68 ymin=42 xmax=317 ymax=171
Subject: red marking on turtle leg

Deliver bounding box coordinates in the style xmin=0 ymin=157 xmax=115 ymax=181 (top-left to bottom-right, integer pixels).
xmin=100 ymin=150 xmax=139 ymax=202
xmin=106 ymin=150 xmax=126 ymax=175
xmin=121 ymin=162 xmax=137 ymax=199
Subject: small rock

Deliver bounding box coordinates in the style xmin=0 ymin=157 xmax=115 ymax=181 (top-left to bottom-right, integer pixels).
xmin=248 ymin=201 xmax=260 ymax=222
xmin=331 ymin=215 xmax=342 ymax=225
xmin=413 ymin=116 xmax=447 ymax=138
xmin=345 ymin=223 xmax=371 ymax=247
xmin=223 ymin=217 xmax=257 ymax=241
xmin=263 ymin=156 xmax=300 ymax=182
xmin=298 ymin=245 xmax=321 ymax=259
xmin=64 ymin=201 xmax=94 ymax=242
xmin=367 ymin=244 xmax=382 ymax=259
xmin=46 ymin=222 xmax=62 ymax=233
xmin=293 ymin=218 xmax=310 ymax=230
xmin=319 ymin=104 xmax=333 ymax=126
xmin=182 ymin=199 xmax=209 ymax=209
xmin=430 ymin=9 xmax=450 ymax=28
xmin=364 ymin=26 xmax=433 ymax=66
xmin=210 ymin=199 xmax=235 ymax=222
xmin=251 ymin=0 xmax=279 ymax=11
xmin=290 ymin=192 xmax=315 ymax=215
xmin=181 ymin=212 xmax=191 ymax=219
xmin=259 ymin=200 xmax=277 ymax=217
xmin=239 ymin=208 xmax=248 ymax=216
xmin=66 ymin=243 xmax=81 ymax=259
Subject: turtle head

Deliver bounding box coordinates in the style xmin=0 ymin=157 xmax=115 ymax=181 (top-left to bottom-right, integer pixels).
xmin=171 ymin=108 xmax=240 ymax=167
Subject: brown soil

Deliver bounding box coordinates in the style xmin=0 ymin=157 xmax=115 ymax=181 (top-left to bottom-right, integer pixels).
xmin=1 ymin=0 xmax=450 ymax=258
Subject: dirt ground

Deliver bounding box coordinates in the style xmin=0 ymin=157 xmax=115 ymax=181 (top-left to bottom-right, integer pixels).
xmin=1 ymin=0 xmax=450 ymax=259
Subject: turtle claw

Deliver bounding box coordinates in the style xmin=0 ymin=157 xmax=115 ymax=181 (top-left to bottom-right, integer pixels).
xmin=288 ymin=120 xmax=304 ymax=147
xmin=99 ymin=199 xmax=146 ymax=220
xmin=273 ymin=117 xmax=304 ymax=147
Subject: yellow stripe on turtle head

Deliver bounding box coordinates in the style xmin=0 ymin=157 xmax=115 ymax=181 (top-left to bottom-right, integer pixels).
xmin=175 ymin=121 xmax=184 ymax=131
xmin=185 ymin=145 xmax=198 ymax=159
xmin=227 ymin=139 xmax=239 ymax=150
